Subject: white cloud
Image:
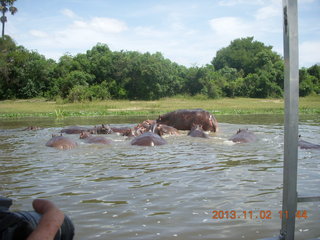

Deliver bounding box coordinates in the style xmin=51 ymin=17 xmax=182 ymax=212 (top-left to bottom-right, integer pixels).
xmin=91 ymin=17 xmax=127 ymax=33
xmin=218 ymin=0 xmax=265 ymax=7
xmin=61 ymin=9 xmax=77 ymax=19
xmin=29 ymin=30 xmax=48 ymax=38
xmin=23 ymin=13 xmax=128 ymax=60
xmin=209 ymin=17 xmax=255 ymax=40
xmin=68 ymin=17 xmax=127 ymax=34
xmin=300 ymin=41 xmax=320 ymax=66
xmin=134 ymin=26 xmax=167 ymax=38
xmin=255 ymin=5 xmax=281 ymax=20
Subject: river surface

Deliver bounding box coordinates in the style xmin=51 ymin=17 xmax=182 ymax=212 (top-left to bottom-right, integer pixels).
xmin=0 ymin=115 xmax=319 ymax=240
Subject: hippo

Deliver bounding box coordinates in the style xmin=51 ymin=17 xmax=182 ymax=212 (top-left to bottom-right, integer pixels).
xmin=79 ymin=132 xmax=112 ymax=144
xmin=23 ymin=126 xmax=42 ymax=131
xmin=61 ymin=126 xmax=92 ymax=134
xmin=157 ymin=109 xmax=218 ymax=132
xmin=46 ymin=134 xmax=77 ymax=150
xmin=93 ymin=124 xmax=113 ymax=134
xmin=136 ymin=120 xmax=157 ymax=129
xmin=155 ymin=124 xmax=180 ymax=136
xmin=188 ymin=125 xmax=209 ymax=138
xmin=131 ymin=131 xmax=167 ymax=146
xmin=126 ymin=120 xmax=157 ymax=137
xmin=298 ymin=136 xmax=320 ymax=150
xmin=229 ymin=129 xmax=256 ymax=143
xmin=110 ymin=126 xmax=133 ymax=135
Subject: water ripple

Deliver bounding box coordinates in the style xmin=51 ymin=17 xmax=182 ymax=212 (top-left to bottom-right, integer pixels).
xmin=0 ymin=118 xmax=319 ymax=239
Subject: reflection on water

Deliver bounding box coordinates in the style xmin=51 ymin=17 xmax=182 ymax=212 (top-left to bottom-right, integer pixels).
xmin=0 ymin=115 xmax=319 ymax=240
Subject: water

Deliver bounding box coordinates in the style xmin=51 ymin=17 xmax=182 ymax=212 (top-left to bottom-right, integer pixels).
xmin=0 ymin=115 xmax=319 ymax=240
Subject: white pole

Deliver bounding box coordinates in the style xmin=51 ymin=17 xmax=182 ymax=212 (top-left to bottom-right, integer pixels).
xmin=281 ymin=0 xmax=299 ymax=239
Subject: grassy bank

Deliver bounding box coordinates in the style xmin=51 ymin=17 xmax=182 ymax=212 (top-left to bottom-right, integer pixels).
xmin=0 ymin=95 xmax=319 ymax=118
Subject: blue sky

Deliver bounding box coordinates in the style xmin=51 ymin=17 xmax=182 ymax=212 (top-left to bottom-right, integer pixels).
xmin=6 ymin=0 xmax=320 ymax=67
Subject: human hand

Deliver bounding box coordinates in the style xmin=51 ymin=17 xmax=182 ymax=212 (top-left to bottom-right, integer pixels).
xmin=27 ymin=199 xmax=64 ymax=240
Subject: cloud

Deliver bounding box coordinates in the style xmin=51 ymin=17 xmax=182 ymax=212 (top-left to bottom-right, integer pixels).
xmin=29 ymin=30 xmax=48 ymax=38
xmin=61 ymin=9 xmax=78 ymax=19
xmin=133 ymin=26 xmax=168 ymax=38
xmin=69 ymin=17 xmax=127 ymax=34
xmin=218 ymin=0 xmax=265 ymax=7
xmin=209 ymin=17 xmax=255 ymax=40
xmin=255 ymin=5 xmax=280 ymax=20
xmin=300 ymin=41 xmax=320 ymax=66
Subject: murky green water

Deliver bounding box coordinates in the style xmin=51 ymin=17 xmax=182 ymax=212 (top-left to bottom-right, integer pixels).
xmin=0 ymin=115 xmax=319 ymax=239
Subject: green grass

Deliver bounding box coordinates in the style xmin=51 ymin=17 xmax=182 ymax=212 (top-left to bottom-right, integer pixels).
xmin=0 ymin=95 xmax=319 ymax=118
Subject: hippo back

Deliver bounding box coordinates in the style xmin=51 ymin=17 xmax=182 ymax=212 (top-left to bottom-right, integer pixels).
xmin=131 ymin=132 xmax=167 ymax=146
xmin=46 ymin=136 xmax=77 ymax=150
xmin=61 ymin=126 xmax=90 ymax=134
xmin=188 ymin=125 xmax=209 ymax=138
xmin=85 ymin=136 xmax=112 ymax=144
xmin=229 ymin=129 xmax=256 ymax=143
xmin=157 ymin=109 xmax=218 ymax=132
xmin=298 ymin=139 xmax=320 ymax=149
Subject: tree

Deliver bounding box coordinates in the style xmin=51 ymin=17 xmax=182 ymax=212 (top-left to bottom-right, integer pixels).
xmin=212 ymin=37 xmax=284 ymax=98
xmin=211 ymin=37 xmax=283 ymax=76
xmin=307 ymin=64 xmax=320 ymax=94
xmin=1 ymin=0 xmax=18 ymax=38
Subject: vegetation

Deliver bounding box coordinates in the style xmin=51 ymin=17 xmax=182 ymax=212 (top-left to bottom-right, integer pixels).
xmin=0 ymin=95 xmax=319 ymax=118
xmin=1 ymin=35 xmax=319 ymax=103
xmin=0 ymin=0 xmax=17 ymax=37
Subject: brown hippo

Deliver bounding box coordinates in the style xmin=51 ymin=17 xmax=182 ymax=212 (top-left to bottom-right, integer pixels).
xmin=79 ymin=132 xmax=112 ymax=144
xmin=131 ymin=131 xmax=167 ymax=146
xmin=93 ymin=124 xmax=113 ymax=134
xmin=126 ymin=120 xmax=157 ymax=137
xmin=298 ymin=136 xmax=320 ymax=150
xmin=110 ymin=126 xmax=132 ymax=135
xmin=46 ymin=134 xmax=77 ymax=150
xmin=23 ymin=126 xmax=42 ymax=131
xmin=229 ymin=129 xmax=256 ymax=143
xmin=155 ymin=124 xmax=180 ymax=136
xmin=188 ymin=125 xmax=209 ymax=138
xmin=157 ymin=109 xmax=218 ymax=132
xmin=136 ymin=120 xmax=157 ymax=129
xmin=61 ymin=126 xmax=92 ymax=134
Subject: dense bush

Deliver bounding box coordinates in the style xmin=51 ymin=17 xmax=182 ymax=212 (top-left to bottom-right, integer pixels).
xmin=0 ymin=35 xmax=319 ymax=101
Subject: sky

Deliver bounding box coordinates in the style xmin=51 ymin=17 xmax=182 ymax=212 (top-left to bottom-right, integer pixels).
xmin=5 ymin=0 xmax=320 ymax=68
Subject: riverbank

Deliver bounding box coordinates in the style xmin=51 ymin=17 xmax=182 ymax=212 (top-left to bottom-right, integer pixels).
xmin=0 ymin=95 xmax=319 ymax=118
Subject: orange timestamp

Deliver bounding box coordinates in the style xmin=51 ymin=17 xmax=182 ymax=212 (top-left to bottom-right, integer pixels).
xmin=212 ymin=210 xmax=308 ymax=220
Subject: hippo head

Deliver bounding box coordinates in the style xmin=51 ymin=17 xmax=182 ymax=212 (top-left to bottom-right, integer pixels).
xmin=150 ymin=124 xmax=164 ymax=136
xmin=80 ymin=131 xmax=91 ymax=139
xmin=209 ymin=115 xmax=219 ymax=132
xmin=94 ymin=124 xmax=113 ymax=134
xmin=191 ymin=124 xmax=203 ymax=131
xmin=236 ymin=128 xmax=248 ymax=134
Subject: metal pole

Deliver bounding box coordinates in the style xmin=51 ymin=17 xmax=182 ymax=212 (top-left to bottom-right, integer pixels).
xmin=281 ymin=0 xmax=299 ymax=239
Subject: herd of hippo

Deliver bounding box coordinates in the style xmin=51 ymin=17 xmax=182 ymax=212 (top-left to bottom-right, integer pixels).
xmin=24 ymin=108 xmax=320 ymax=151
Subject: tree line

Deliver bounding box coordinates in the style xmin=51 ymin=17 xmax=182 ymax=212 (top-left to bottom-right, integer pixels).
xmin=0 ymin=35 xmax=319 ymax=102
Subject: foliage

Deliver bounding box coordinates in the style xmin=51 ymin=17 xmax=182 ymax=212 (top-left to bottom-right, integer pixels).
xmin=0 ymin=35 xmax=319 ymax=101
xmin=1 ymin=0 xmax=18 ymax=37
xmin=211 ymin=37 xmax=284 ymax=98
